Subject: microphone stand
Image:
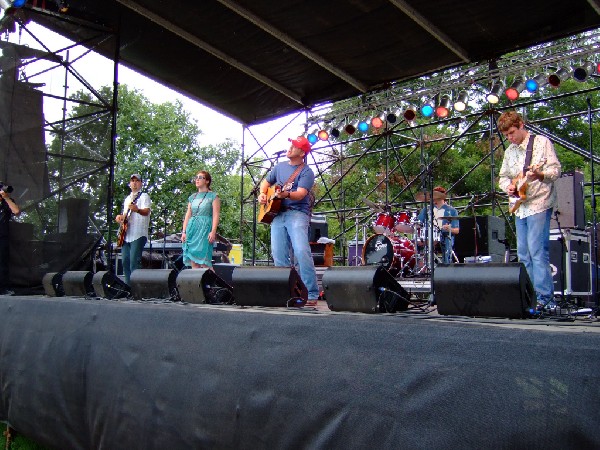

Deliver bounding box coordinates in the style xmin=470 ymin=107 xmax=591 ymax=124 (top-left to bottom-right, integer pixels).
xmin=161 ymin=193 xmax=182 ymax=270
xmin=468 ymin=195 xmax=480 ymax=259
xmin=554 ymin=210 xmax=566 ymax=302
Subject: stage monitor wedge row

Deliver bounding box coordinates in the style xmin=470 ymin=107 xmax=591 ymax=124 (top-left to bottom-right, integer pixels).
xmin=62 ymin=271 xmax=95 ymax=297
xmin=434 ymin=263 xmax=535 ymax=319
xmin=176 ymin=268 xmax=234 ymax=304
xmin=130 ymin=269 xmax=179 ymax=301
xmin=322 ymin=266 xmax=409 ymax=313
xmin=42 ymin=272 xmax=64 ymax=297
xmin=232 ymin=266 xmax=307 ymax=307
xmin=92 ymin=271 xmax=130 ymax=299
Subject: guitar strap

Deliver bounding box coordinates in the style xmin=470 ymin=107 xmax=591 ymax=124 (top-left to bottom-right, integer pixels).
xmin=522 ymin=134 xmax=535 ymax=176
xmin=282 ymin=163 xmax=305 ymax=190
xmin=125 ymin=191 xmax=143 ymax=214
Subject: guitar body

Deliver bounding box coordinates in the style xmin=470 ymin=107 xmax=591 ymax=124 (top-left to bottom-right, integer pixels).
xmin=508 ymin=158 xmax=546 ymax=214
xmin=116 ymin=221 xmax=128 ymax=247
xmin=116 ymin=191 xmax=142 ymax=247
xmin=258 ymin=185 xmax=283 ymax=224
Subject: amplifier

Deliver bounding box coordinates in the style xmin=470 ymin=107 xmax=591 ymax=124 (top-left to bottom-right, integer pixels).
xmin=549 ymin=229 xmax=592 ymax=296
xmin=453 ymin=216 xmax=505 ymax=262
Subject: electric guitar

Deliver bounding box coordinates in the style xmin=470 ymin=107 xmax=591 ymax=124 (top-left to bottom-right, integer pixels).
xmin=258 ymin=185 xmax=283 ymax=224
xmin=116 ymin=192 xmax=142 ymax=247
xmin=508 ymin=158 xmax=546 ymax=214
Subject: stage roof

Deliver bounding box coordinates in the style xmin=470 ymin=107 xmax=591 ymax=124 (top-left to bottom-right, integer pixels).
xmin=6 ymin=0 xmax=600 ymax=125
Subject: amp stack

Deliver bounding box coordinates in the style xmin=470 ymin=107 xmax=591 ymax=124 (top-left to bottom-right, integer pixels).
xmin=548 ymin=171 xmax=593 ymax=304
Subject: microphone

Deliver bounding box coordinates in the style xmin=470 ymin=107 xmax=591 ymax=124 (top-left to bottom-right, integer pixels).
xmin=273 ymin=150 xmax=286 ymax=156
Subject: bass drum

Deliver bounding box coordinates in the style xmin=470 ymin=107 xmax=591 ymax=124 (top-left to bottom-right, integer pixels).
xmin=362 ymin=234 xmax=415 ymax=277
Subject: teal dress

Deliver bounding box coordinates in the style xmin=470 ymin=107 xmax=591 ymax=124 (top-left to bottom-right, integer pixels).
xmin=182 ymin=191 xmax=217 ymax=267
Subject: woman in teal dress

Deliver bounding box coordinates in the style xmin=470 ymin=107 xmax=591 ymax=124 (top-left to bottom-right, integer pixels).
xmin=181 ymin=170 xmax=221 ymax=268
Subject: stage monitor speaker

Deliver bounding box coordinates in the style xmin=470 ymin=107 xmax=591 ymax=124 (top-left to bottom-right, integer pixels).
xmin=92 ymin=271 xmax=130 ymax=299
xmin=212 ymin=263 xmax=237 ymax=287
xmin=453 ymin=215 xmax=505 ymax=261
xmin=321 ymin=266 xmax=409 ymax=313
xmin=232 ymin=266 xmax=307 ymax=307
xmin=176 ymin=268 xmax=234 ymax=304
xmin=42 ymin=272 xmax=64 ymax=297
xmin=130 ymin=269 xmax=178 ymax=301
xmin=62 ymin=271 xmax=94 ymax=297
xmin=551 ymin=171 xmax=585 ymax=229
xmin=434 ymin=263 xmax=535 ymax=318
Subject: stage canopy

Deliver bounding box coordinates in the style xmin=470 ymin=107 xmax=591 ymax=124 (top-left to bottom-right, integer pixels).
xmin=3 ymin=0 xmax=600 ymax=125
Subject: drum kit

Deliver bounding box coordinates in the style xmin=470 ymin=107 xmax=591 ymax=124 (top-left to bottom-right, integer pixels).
xmin=361 ymin=194 xmax=447 ymax=278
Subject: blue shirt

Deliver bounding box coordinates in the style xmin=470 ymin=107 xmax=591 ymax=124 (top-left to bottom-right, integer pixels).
xmin=266 ymin=162 xmax=315 ymax=216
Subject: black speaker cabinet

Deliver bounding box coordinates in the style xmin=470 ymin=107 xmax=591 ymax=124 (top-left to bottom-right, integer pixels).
xmin=59 ymin=198 xmax=89 ymax=235
xmin=212 ymin=263 xmax=237 ymax=287
xmin=42 ymin=272 xmax=64 ymax=297
xmin=62 ymin=271 xmax=95 ymax=297
xmin=130 ymin=269 xmax=178 ymax=301
xmin=176 ymin=269 xmax=234 ymax=304
xmin=551 ymin=171 xmax=585 ymax=230
xmin=453 ymin=215 xmax=506 ymax=261
xmin=92 ymin=271 xmax=130 ymax=299
xmin=434 ymin=263 xmax=535 ymax=318
xmin=321 ymin=266 xmax=409 ymax=313
xmin=232 ymin=266 xmax=307 ymax=307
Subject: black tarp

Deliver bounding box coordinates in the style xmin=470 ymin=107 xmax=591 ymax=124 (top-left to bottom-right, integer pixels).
xmin=1 ymin=296 xmax=599 ymax=449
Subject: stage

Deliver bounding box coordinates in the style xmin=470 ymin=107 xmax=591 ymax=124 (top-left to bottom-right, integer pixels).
xmin=1 ymin=294 xmax=599 ymax=449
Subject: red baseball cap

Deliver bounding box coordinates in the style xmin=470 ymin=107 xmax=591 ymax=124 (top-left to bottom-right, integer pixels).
xmin=289 ymin=136 xmax=312 ymax=154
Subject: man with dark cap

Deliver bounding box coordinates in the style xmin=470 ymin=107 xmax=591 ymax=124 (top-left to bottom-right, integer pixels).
xmin=258 ymin=136 xmax=320 ymax=305
xmin=115 ymin=173 xmax=152 ymax=284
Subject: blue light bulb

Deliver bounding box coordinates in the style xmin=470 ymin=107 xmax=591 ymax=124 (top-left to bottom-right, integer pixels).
xmin=421 ymin=104 xmax=434 ymax=117
xmin=357 ymin=121 xmax=369 ymax=133
xmin=307 ymin=133 xmax=318 ymax=144
xmin=525 ymin=79 xmax=538 ymax=93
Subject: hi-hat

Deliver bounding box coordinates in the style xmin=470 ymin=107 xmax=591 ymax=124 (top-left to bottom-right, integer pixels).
xmin=414 ymin=191 xmax=446 ymax=202
xmin=364 ymin=199 xmax=384 ymax=212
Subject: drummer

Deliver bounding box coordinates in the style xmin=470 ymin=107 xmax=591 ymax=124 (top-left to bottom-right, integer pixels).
xmin=416 ymin=186 xmax=459 ymax=264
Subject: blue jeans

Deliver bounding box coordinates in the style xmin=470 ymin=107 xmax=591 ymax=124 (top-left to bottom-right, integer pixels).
xmin=122 ymin=236 xmax=147 ymax=284
xmin=515 ymin=209 xmax=553 ymax=303
xmin=271 ymin=209 xmax=320 ymax=299
xmin=440 ymin=235 xmax=453 ymax=264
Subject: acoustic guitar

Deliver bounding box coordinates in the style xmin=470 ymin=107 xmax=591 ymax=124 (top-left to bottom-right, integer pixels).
xmin=116 ymin=192 xmax=142 ymax=247
xmin=508 ymin=158 xmax=546 ymax=214
xmin=258 ymin=185 xmax=283 ymax=224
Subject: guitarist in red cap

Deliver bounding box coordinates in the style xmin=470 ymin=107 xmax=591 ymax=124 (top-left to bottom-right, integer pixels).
xmin=115 ymin=173 xmax=152 ymax=284
xmin=258 ymin=136 xmax=320 ymax=305
xmin=498 ymin=111 xmax=561 ymax=311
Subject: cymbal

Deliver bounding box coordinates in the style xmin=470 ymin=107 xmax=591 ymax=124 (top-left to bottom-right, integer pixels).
xmin=414 ymin=190 xmax=445 ymax=202
xmin=364 ymin=198 xmax=384 ymax=212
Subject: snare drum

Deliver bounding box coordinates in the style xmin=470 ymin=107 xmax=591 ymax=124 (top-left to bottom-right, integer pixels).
xmin=362 ymin=234 xmax=415 ymax=276
xmin=394 ymin=211 xmax=414 ymax=233
xmin=372 ymin=212 xmax=395 ymax=234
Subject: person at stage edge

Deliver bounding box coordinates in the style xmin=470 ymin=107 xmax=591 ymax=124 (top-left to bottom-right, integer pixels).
xmin=181 ymin=170 xmax=221 ymax=269
xmin=416 ymin=186 xmax=459 ymax=264
xmin=498 ymin=111 xmax=561 ymax=310
xmin=115 ymin=173 xmax=151 ymax=284
xmin=258 ymin=136 xmax=320 ymax=305
xmin=0 ymin=187 xmax=20 ymax=295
